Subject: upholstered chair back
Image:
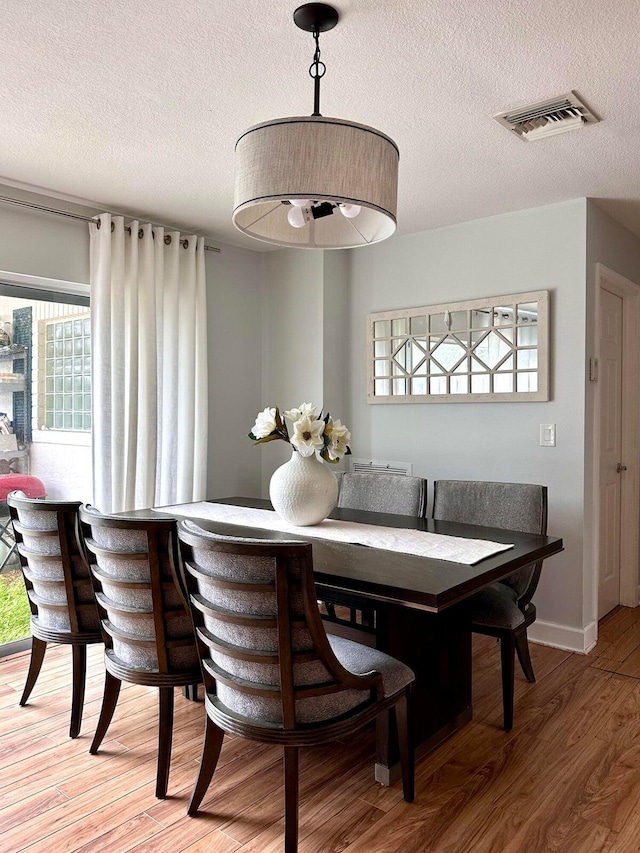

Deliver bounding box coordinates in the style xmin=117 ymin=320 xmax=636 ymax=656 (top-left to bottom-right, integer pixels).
xmin=79 ymin=506 xmax=198 ymax=675
xmin=177 ymin=520 xmax=387 ymax=728
xmin=9 ymin=491 xmax=99 ymax=634
xmin=432 ymin=480 xmax=548 ymax=600
xmin=337 ymin=473 xmax=427 ymax=517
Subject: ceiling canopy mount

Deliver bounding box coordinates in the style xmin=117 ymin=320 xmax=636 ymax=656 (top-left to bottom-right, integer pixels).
xmin=292 ymin=3 xmax=339 ymax=34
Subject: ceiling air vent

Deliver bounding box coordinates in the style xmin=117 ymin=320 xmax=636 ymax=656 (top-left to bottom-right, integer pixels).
xmin=494 ymin=91 xmax=599 ymax=141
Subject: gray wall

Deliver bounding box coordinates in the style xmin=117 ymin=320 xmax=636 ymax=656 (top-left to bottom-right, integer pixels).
xmin=346 ymin=200 xmax=589 ymax=632
xmin=0 ymin=193 xmax=89 ymax=283
xmin=322 ymin=250 xmax=349 ymax=422
xmin=262 ymin=249 xmax=332 ymax=487
xmin=204 ymin=242 xmax=264 ymax=501
xmin=261 ymin=249 xmax=352 ymax=491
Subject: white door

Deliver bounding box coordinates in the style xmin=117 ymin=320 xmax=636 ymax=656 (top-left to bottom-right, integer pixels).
xmin=598 ymin=287 xmax=624 ymax=619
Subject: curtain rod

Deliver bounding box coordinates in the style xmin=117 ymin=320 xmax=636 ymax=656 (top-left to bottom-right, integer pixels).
xmin=0 ymin=194 xmax=221 ymax=253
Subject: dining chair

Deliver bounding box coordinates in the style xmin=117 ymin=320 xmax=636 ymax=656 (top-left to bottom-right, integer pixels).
xmin=176 ymin=520 xmax=415 ymax=853
xmin=432 ymin=479 xmax=548 ymax=730
xmin=337 ymin=472 xmax=428 ymax=517
xmin=325 ymin=472 xmax=428 ymax=629
xmin=8 ymin=491 xmax=101 ymax=738
xmin=78 ymin=505 xmax=201 ymax=798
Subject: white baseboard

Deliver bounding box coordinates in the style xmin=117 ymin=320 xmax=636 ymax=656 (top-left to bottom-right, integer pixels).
xmin=528 ymin=619 xmax=598 ymax=655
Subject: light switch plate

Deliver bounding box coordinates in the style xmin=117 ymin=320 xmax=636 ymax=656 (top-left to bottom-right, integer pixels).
xmin=540 ymin=423 xmax=556 ymax=447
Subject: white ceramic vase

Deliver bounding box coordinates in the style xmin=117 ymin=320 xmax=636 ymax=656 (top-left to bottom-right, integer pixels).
xmin=269 ymin=450 xmax=338 ymax=526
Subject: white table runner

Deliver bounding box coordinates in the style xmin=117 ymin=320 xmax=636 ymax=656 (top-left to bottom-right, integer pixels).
xmin=153 ymin=501 xmax=514 ymax=565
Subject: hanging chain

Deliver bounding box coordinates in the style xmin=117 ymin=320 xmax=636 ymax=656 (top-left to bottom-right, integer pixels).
xmin=309 ymin=28 xmax=326 ymax=79
xmin=309 ymin=28 xmax=326 ymax=116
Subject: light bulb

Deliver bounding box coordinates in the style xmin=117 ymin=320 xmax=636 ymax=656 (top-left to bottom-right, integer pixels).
xmin=289 ymin=199 xmax=310 ymax=207
xmin=287 ymin=206 xmax=307 ymax=228
xmin=339 ymin=203 xmax=362 ymax=219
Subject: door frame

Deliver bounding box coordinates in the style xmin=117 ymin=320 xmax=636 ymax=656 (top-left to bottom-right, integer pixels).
xmin=592 ymin=264 xmax=640 ymax=615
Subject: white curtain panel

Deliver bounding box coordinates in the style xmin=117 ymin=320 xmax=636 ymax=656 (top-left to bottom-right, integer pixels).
xmin=90 ymin=214 xmax=208 ymax=512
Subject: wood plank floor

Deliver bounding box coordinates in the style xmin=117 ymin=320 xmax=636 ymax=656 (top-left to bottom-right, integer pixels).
xmin=3 ymin=607 xmax=640 ymax=852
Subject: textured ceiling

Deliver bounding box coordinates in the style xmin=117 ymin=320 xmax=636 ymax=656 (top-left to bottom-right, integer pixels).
xmin=3 ymin=0 xmax=640 ymax=250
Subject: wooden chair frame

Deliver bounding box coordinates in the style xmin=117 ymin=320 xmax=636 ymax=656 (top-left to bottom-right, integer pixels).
xmin=78 ymin=507 xmax=201 ymax=798
xmin=9 ymin=493 xmax=102 ymax=738
xmin=176 ymin=524 xmax=414 ymax=853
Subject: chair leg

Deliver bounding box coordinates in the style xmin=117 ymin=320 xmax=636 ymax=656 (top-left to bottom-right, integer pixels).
xmin=515 ymin=629 xmax=536 ymax=683
xmin=500 ymin=633 xmax=516 ymax=731
xmin=69 ymin=645 xmax=87 ymax=739
xmin=325 ymin=602 xmax=337 ymax=620
xmin=156 ymin=687 xmax=175 ymax=799
xmin=182 ymin=684 xmax=199 ymax=701
xmin=394 ymin=693 xmax=414 ymax=802
xmin=0 ymin=522 xmax=18 ymax=571
xmin=90 ymin=670 xmax=121 ymax=754
xmin=19 ymin=636 xmax=47 ymax=706
xmin=188 ymin=715 xmax=225 ymax=816
xmin=283 ymin=746 xmax=299 ymax=853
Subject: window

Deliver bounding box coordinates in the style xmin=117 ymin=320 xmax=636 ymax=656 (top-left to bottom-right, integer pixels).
xmin=367 ymin=290 xmax=549 ymax=403
xmin=0 ymin=281 xmax=91 ymax=657
xmin=41 ymin=314 xmax=91 ymax=430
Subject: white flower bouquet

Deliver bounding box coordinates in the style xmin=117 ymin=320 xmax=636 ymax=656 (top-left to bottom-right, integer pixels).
xmin=249 ymin=402 xmax=351 ymax=463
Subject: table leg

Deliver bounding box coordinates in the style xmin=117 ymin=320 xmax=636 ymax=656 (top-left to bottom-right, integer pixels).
xmin=374 ymin=600 xmax=473 ymax=785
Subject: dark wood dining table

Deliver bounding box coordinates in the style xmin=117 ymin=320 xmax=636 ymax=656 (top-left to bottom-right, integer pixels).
xmin=143 ymin=496 xmax=564 ymax=784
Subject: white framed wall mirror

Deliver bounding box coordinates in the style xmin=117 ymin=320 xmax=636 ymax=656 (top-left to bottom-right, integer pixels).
xmin=367 ymin=290 xmax=549 ymax=403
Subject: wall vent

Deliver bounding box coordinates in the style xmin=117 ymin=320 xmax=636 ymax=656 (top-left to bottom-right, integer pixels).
xmin=349 ymin=458 xmax=413 ymax=476
xmin=494 ymin=91 xmax=599 ymax=141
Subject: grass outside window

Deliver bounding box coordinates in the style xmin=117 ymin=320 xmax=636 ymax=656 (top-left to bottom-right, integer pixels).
xmin=0 ymin=569 xmax=30 ymax=644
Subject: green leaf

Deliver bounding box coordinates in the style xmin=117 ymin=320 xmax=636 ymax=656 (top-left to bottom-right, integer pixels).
xmin=274 ymin=408 xmax=290 ymax=440
xmin=251 ymin=434 xmax=287 ymax=446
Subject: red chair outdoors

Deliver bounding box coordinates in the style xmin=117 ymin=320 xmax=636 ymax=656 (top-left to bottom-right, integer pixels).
xmin=0 ymin=475 xmax=46 ymax=571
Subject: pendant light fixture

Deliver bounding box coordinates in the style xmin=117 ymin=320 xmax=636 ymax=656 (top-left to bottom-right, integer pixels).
xmin=233 ymin=3 xmax=399 ymax=249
